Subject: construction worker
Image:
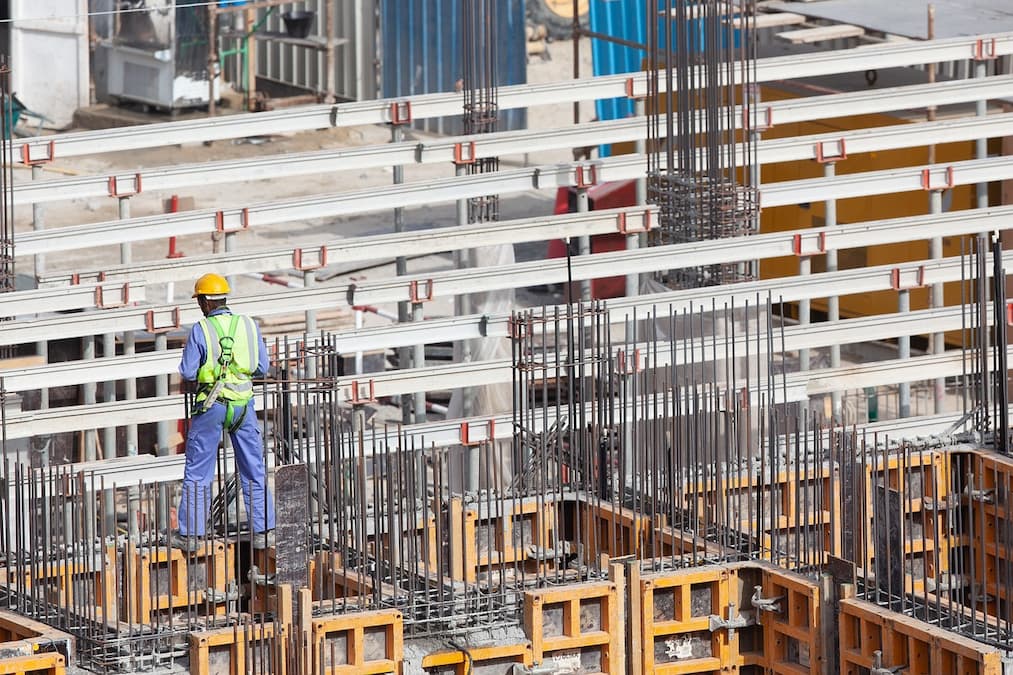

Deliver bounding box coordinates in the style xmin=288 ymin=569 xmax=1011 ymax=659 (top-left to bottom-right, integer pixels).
xmin=172 ymin=273 xmax=276 ymax=550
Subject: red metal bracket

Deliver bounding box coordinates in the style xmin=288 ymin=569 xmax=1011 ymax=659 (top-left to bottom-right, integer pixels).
xmin=574 ymin=164 xmax=599 ymax=189
xmin=921 ymin=166 xmax=955 ymax=191
xmin=215 ymin=208 xmax=250 ymax=233
xmin=624 ymin=77 xmax=646 ymax=100
xmin=815 ymin=139 xmax=847 ymax=164
xmin=145 ymin=307 xmax=181 ymax=334
xmin=348 ymin=379 xmax=377 ymax=405
xmin=409 ymin=279 xmax=434 ymax=303
xmin=20 ymin=140 xmax=55 ymax=165
xmin=453 ymin=141 xmax=478 ymax=165
xmin=617 ymin=210 xmax=653 ymax=235
xmin=792 ymin=232 xmax=827 ymax=257
xmin=973 ymin=38 xmax=997 ymax=61
xmin=1007 ymin=302 xmax=1013 ymax=326
xmin=616 ymin=348 xmax=642 ymax=375
xmin=742 ymin=106 xmax=773 ymax=132
xmin=70 ymin=271 xmax=106 ymax=285
xmin=107 ymin=173 xmax=143 ymax=198
xmin=890 ymin=266 xmax=926 ymax=291
xmin=460 ymin=419 xmax=495 ymax=446
xmin=94 ymin=283 xmax=130 ymax=309
xmin=390 ymin=100 xmax=413 ymax=125
xmin=293 ymin=246 xmax=328 ymax=272
xmin=508 ymin=316 xmax=530 ymax=340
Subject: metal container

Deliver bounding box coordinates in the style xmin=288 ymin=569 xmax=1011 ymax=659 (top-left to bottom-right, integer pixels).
xmin=380 ymin=0 xmax=527 ymax=135
xmin=98 ymin=0 xmax=218 ymax=110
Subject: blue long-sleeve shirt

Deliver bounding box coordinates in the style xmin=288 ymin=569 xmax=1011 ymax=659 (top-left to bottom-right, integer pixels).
xmin=179 ymin=308 xmax=270 ymax=381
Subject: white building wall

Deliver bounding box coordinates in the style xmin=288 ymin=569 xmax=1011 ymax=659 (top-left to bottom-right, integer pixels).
xmin=11 ymin=0 xmax=90 ymax=129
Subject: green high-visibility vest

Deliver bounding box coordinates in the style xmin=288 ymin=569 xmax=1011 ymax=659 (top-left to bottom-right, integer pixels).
xmin=195 ymin=312 xmax=260 ymax=404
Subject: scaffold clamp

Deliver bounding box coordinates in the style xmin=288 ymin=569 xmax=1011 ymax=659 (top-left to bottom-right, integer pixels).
xmin=390 ymin=100 xmax=413 ymax=126
xmin=815 ymin=138 xmax=847 ymax=164
xmin=145 ymin=307 xmax=181 ymax=334
xmin=94 ymin=283 xmax=131 ymax=310
xmin=617 ymin=348 xmax=642 ymax=375
xmin=409 ymin=279 xmax=434 ymax=303
xmin=617 ymin=210 xmax=653 ymax=235
xmin=460 ymin=420 xmax=495 ymax=446
xmin=20 ymin=140 xmax=55 ymax=165
xmin=215 ymin=208 xmax=250 ymax=233
xmin=348 ymin=379 xmax=377 ymax=405
xmin=890 ymin=266 xmax=926 ymax=291
xmin=293 ymin=246 xmax=328 ymax=272
xmin=574 ymin=163 xmax=599 ymax=189
xmin=453 ymin=141 xmax=478 ymax=165
xmin=792 ymin=232 xmax=826 ymax=256
xmin=972 ymin=37 xmax=997 ymax=61
xmin=920 ymin=166 xmax=954 ymax=191
xmin=107 ymin=173 xmax=143 ymax=198
xmin=743 ymin=105 xmax=773 ymax=131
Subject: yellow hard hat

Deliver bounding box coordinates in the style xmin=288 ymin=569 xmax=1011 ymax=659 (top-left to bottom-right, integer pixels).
xmin=192 ymin=273 xmax=230 ymax=299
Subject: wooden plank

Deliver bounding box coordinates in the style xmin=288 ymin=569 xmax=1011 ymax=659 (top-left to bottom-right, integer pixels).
xmin=0 ymin=355 xmax=45 ymax=370
xmin=777 ymin=24 xmax=865 ymax=44
xmin=727 ymin=12 xmax=806 ymax=29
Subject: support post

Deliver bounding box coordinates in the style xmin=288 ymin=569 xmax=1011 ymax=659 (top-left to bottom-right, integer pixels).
xmin=628 ymin=99 xmax=647 ymax=298
xmin=929 ymin=189 xmax=945 ymax=413
xmin=304 ymin=269 xmax=317 ymax=378
xmin=799 ymin=254 xmax=811 ymax=372
xmin=82 ymin=336 xmax=96 ymax=461
xmin=576 ymin=187 xmax=591 ymax=302
xmin=413 ymin=302 xmax=426 ymax=424
xmin=31 ymin=165 xmax=48 ymax=419
xmin=824 ymin=163 xmax=841 ymax=419
xmin=898 ymin=289 xmax=911 ymax=418
xmin=393 ymin=124 xmax=411 ymax=426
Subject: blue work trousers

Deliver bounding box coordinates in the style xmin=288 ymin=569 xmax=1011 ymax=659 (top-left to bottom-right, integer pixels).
xmin=177 ymin=400 xmax=276 ymax=536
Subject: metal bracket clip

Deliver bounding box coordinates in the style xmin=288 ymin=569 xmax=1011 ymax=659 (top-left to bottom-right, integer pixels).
xmin=293 ymin=246 xmax=328 ymax=272
xmin=453 ymin=141 xmax=478 ymax=165
xmin=815 ymin=138 xmax=847 ymax=164
xmin=94 ymin=283 xmax=131 ymax=309
xmin=108 ymin=173 xmax=143 ymax=198
xmin=750 ymin=586 xmax=784 ymax=615
xmin=145 ymin=307 xmax=181 ymax=334
xmin=574 ymin=163 xmax=599 ymax=189
xmin=890 ymin=266 xmax=926 ymax=291
xmin=390 ymin=100 xmax=413 ymax=125
xmin=20 ymin=140 xmax=55 ymax=165
xmin=348 ymin=379 xmax=377 ymax=405
xmin=215 ymin=208 xmax=250 ymax=233
xmin=972 ymin=38 xmax=998 ymax=61
xmin=792 ymin=232 xmax=826 ymax=257
xmin=920 ymin=166 xmax=954 ymax=191
xmin=708 ymin=603 xmax=752 ymax=634
xmin=409 ymin=279 xmax=434 ymax=303
xmin=460 ymin=420 xmax=496 ymax=447
xmin=617 ymin=210 xmax=653 ymax=235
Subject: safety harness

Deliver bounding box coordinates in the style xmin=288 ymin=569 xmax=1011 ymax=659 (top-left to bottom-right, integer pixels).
xmin=200 ymin=314 xmax=250 ymax=433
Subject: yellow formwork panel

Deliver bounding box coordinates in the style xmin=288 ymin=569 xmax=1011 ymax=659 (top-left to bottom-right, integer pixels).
xmin=524 ymin=581 xmax=620 ymax=674
xmin=640 ymin=567 xmax=731 ymax=675
xmin=756 ymin=567 xmax=823 ymax=675
xmin=123 ymin=540 xmax=235 ymax=624
xmin=422 ymin=642 xmax=532 ymax=675
xmin=577 ymin=500 xmax=652 ymax=561
xmin=839 ymin=598 xmax=1004 ymax=675
xmin=0 ymin=653 xmax=65 ymax=675
xmin=188 ymin=621 xmax=287 ymax=675
xmin=310 ymin=609 xmax=403 ymax=675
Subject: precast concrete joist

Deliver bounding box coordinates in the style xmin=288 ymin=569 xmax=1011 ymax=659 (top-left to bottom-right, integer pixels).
xmin=348 ymin=226 xmax=1013 ymax=307
xmin=0 ymin=280 xmax=145 ymax=316
xmin=331 ymin=305 xmax=992 ymax=404
xmin=16 ymin=149 xmax=1012 ymax=259
xmin=11 ymin=32 xmax=1013 ymax=163
xmin=39 ymin=207 xmax=656 ymax=287
xmin=9 ymin=206 xmax=1010 ymax=358
xmin=19 ymin=98 xmax=1013 ymax=209
xmin=16 ymin=158 xmax=617 ymax=257
xmin=1 ymin=302 xmax=989 ymax=438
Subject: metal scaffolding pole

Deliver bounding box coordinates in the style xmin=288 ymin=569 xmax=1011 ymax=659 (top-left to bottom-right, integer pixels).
xmin=824 ymin=163 xmax=841 ymax=419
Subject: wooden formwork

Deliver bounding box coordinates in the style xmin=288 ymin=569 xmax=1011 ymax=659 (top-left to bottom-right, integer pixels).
xmin=577 ymin=500 xmax=652 ymax=562
xmin=636 ymin=563 xmax=824 ymax=675
xmin=0 ymin=653 xmax=66 ymax=675
xmin=123 ymin=540 xmax=235 ymax=624
xmin=421 ymin=643 xmax=532 ymax=675
xmin=0 ymin=546 xmax=117 ymax=621
xmin=0 ymin=610 xmax=73 ymax=675
xmin=474 ymin=499 xmax=561 ymax=575
xmin=961 ymin=450 xmax=1013 ymax=621
xmin=639 ymin=566 xmax=736 ymax=675
xmin=523 ymin=581 xmax=620 ymax=675
xmin=863 ymin=450 xmax=952 ymax=596
xmin=188 ymin=621 xmax=288 ymax=675
xmin=310 ymin=609 xmax=403 ymax=675
xmin=838 ymin=597 xmax=1005 ymax=675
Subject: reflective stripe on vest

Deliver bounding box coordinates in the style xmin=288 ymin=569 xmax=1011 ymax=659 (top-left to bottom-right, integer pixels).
xmin=195 ymin=313 xmax=259 ymax=403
